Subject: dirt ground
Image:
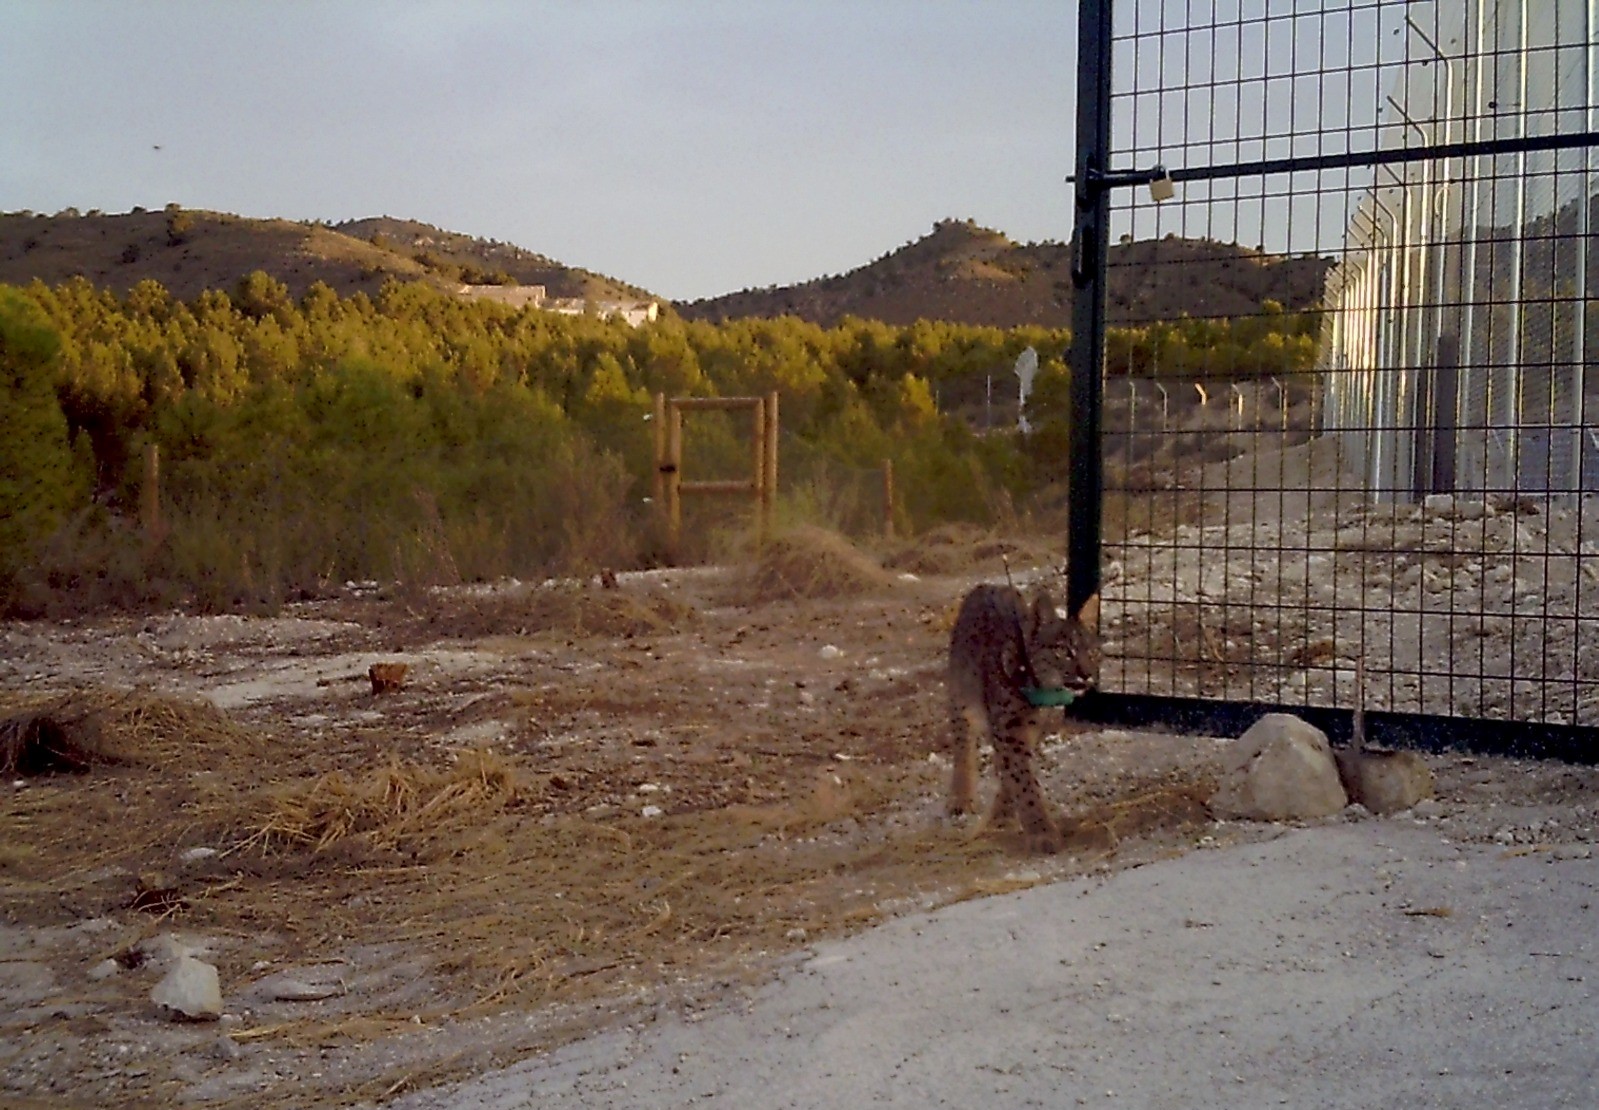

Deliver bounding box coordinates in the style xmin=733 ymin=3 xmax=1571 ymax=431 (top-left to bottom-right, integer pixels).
xmin=2 ymin=541 xmax=1597 ymax=1108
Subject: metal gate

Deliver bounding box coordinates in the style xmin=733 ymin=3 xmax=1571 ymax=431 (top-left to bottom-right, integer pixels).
xmin=1065 ymin=0 xmax=1599 ymax=757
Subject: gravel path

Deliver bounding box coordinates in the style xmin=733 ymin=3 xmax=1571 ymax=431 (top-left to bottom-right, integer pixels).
xmin=386 ymin=819 xmax=1598 ymax=1109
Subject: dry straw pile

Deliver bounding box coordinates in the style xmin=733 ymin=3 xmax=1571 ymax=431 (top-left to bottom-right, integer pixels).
xmin=0 ymin=688 xmax=258 ymax=776
xmin=738 ymin=526 xmax=899 ymax=603
xmin=382 ymin=581 xmax=697 ymax=641
xmin=239 ymin=749 xmax=527 ymax=858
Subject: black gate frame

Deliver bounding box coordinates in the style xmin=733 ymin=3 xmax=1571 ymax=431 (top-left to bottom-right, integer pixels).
xmin=1064 ymin=0 xmax=1599 ymax=762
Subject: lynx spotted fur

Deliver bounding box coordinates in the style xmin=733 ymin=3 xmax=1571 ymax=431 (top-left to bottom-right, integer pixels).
xmin=946 ymin=584 xmax=1100 ymax=851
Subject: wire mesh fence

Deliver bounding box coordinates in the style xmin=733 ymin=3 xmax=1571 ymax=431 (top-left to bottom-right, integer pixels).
xmin=1074 ymin=0 xmax=1599 ymax=736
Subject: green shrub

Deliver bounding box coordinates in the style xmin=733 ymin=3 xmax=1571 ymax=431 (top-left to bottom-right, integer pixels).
xmin=0 ymin=291 xmax=90 ymax=593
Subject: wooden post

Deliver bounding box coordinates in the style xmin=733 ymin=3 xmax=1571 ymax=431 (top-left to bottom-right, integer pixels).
xmin=763 ymin=391 xmax=779 ymax=532
xmin=881 ymin=458 xmax=895 ymax=540
xmin=751 ymin=399 xmax=767 ymax=545
xmin=655 ymin=393 xmax=777 ymax=558
xmin=141 ymin=443 xmax=162 ymax=551
xmin=652 ymin=391 xmax=667 ymax=509
xmin=667 ymin=404 xmax=683 ymax=559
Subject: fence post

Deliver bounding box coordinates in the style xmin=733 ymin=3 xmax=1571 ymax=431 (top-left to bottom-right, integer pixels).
xmin=763 ymin=391 xmax=779 ymax=535
xmin=658 ymin=393 xmax=779 ymax=557
xmin=751 ymin=398 xmax=767 ymax=545
xmin=141 ymin=443 xmax=162 ymax=554
xmin=882 ymin=459 xmax=895 ymax=539
xmin=667 ymin=403 xmax=683 ymax=559
xmin=652 ymin=391 xmax=667 ymax=508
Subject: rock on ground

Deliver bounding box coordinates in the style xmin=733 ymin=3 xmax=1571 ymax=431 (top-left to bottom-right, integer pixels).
xmin=150 ymin=957 xmax=222 ymax=1022
xmin=1211 ymin=712 xmax=1347 ymax=820
xmin=1335 ymin=748 xmax=1434 ymax=815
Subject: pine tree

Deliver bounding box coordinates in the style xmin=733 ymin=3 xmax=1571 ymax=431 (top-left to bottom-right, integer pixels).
xmin=0 ymin=290 xmax=86 ymax=582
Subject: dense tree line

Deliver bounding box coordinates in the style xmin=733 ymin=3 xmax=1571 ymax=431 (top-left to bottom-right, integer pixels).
xmin=0 ymin=274 xmax=1318 ymax=613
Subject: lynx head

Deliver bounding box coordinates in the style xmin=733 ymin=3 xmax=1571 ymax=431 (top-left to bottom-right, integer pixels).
xmin=1024 ymin=591 xmax=1101 ymax=694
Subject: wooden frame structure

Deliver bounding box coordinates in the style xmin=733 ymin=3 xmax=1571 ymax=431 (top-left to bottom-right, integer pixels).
xmin=653 ymin=392 xmax=779 ymax=557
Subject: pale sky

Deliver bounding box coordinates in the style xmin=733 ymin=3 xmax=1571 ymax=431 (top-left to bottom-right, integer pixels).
xmin=1 ymin=1 xmax=1077 ymax=301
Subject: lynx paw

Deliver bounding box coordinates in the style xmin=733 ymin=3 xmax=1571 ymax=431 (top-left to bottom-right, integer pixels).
xmin=1021 ymin=823 xmax=1065 ymax=855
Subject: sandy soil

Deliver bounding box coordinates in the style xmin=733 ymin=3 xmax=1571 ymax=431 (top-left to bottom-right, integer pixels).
xmin=1 ymin=553 xmax=1596 ymax=1108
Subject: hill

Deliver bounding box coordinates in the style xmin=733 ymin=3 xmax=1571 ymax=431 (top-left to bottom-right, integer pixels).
xmin=330 ymin=216 xmax=649 ymax=301
xmin=678 ymin=218 xmax=1333 ymax=327
xmin=0 ymin=207 xmax=648 ymax=303
xmin=1 ymin=208 xmax=1330 ymax=326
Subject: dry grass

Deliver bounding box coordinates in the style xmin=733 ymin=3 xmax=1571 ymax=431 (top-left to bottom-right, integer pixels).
xmin=1059 ymin=780 xmax=1214 ymax=854
xmin=881 ymin=524 xmax=1064 ymax=580
xmin=734 ymin=526 xmax=899 ymax=603
xmin=0 ymin=680 xmax=1222 ymax=1107
xmin=881 ymin=522 xmax=994 ymax=575
xmin=3 ymin=693 xmax=1214 ymax=1014
xmin=239 ymin=749 xmax=529 ymax=859
xmin=0 ymin=688 xmax=257 ymax=776
xmin=377 ymin=582 xmax=697 ymax=642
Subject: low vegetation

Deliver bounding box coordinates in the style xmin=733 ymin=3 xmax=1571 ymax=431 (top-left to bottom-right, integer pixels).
xmin=0 ymin=273 xmax=1319 ymax=616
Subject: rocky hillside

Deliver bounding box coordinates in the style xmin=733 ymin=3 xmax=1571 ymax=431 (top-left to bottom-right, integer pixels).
xmin=331 ymin=216 xmax=649 ymax=301
xmin=0 ymin=208 xmax=646 ymax=303
xmin=679 ymin=218 xmax=1333 ymax=327
xmin=1 ymin=208 xmax=1330 ymax=325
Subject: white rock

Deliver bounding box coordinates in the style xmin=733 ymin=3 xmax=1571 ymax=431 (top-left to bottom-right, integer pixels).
xmin=641 ymin=805 xmax=664 ymax=819
xmin=818 ymin=644 xmax=845 ymax=660
xmin=88 ymin=959 xmax=121 ymax=981
xmin=151 ymin=957 xmax=223 ymax=1022
xmin=180 ymin=847 xmax=219 ymax=864
xmin=1210 ymin=713 xmax=1348 ymax=821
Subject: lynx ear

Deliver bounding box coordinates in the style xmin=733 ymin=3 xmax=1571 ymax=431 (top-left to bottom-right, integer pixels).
xmin=1074 ymin=592 xmax=1100 ymax=634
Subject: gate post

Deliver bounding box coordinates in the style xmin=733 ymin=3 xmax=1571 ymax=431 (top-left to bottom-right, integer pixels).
xmin=1068 ymin=0 xmax=1115 ymax=619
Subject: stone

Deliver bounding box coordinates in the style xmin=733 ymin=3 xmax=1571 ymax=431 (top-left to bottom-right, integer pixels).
xmin=247 ymin=962 xmax=348 ymax=1003
xmin=1210 ymin=713 xmax=1348 ymax=821
xmin=1335 ymin=748 xmax=1435 ymax=815
xmin=258 ymin=974 xmax=345 ymax=1002
xmin=88 ymin=959 xmax=121 ymax=981
xmin=151 ymin=957 xmax=223 ymax=1022
xmin=368 ymin=662 xmax=409 ymax=694
xmin=207 ymin=1035 xmax=242 ymax=1061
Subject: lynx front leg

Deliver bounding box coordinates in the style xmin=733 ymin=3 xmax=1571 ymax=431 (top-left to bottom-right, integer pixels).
xmin=991 ymin=715 xmax=1061 ymax=853
xmin=988 ymin=761 xmax=1017 ymax=826
xmin=947 ymin=702 xmax=985 ymax=817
